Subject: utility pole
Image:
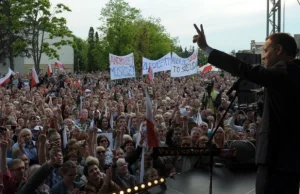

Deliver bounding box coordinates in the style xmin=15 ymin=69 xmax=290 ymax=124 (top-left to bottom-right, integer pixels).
xmin=266 ymin=0 xmax=281 ymax=37
xmin=283 ymin=0 xmax=285 ymax=32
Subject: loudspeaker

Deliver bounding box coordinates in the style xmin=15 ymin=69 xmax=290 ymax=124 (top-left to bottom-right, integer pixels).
xmin=224 ymin=140 xmax=257 ymax=170
xmin=235 ymin=53 xmax=262 ymax=104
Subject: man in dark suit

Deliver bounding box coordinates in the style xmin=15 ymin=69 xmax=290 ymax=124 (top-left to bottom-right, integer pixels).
xmin=193 ymin=24 xmax=300 ymax=194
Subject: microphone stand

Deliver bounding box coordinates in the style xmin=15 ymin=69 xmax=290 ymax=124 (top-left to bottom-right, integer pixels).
xmin=201 ymin=79 xmax=240 ymax=194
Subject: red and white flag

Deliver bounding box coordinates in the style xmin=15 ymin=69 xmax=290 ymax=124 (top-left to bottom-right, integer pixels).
xmin=145 ymin=89 xmax=158 ymax=148
xmin=54 ymin=60 xmax=66 ymax=70
xmin=47 ymin=64 xmax=53 ymax=77
xmin=200 ymin=64 xmax=212 ymax=73
xmin=30 ymin=67 xmax=39 ymax=87
xmin=147 ymin=64 xmax=154 ymax=83
xmin=73 ymin=80 xmax=81 ymax=87
xmin=0 ymin=68 xmax=15 ymax=86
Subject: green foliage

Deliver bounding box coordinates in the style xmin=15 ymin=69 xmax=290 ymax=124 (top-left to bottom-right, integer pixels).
xmin=19 ymin=0 xmax=73 ymax=70
xmin=73 ymin=36 xmax=88 ymax=71
xmin=87 ymin=27 xmax=95 ymax=71
xmin=173 ymin=45 xmax=208 ymax=66
xmin=237 ymin=49 xmax=252 ymax=54
xmin=0 ymin=0 xmax=31 ymax=69
xmin=99 ymin=0 xmax=141 ymax=56
xmin=93 ymin=0 xmax=176 ymax=73
xmin=75 ymin=0 xmax=208 ymax=73
xmin=131 ymin=17 xmax=175 ymax=72
xmin=230 ymin=50 xmax=236 ymax=56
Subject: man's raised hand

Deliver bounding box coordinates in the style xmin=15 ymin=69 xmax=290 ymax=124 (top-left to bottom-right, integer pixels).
xmin=193 ymin=24 xmax=208 ymax=50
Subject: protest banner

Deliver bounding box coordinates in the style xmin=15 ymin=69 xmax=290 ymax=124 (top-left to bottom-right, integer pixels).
xmin=142 ymin=53 xmax=172 ymax=75
xmin=170 ymin=50 xmax=198 ymax=77
xmin=109 ymin=53 xmax=136 ymax=80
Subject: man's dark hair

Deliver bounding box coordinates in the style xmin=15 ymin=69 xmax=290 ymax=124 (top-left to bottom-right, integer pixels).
xmin=266 ymin=33 xmax=298 ymax=57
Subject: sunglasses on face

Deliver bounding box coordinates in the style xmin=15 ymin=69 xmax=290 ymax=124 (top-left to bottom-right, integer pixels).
xmin=100 ymin=139 xmax=107 ymax=143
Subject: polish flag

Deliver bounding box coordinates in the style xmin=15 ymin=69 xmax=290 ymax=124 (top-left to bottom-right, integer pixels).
xmin=47 ymin=64 xmax=53 ymax=77
xmin=54 ymin=60 xmax=66 ymax=70
xmin=145 ymin=89 xmax=158 ymax=148
xmin=30 ymin=67 xmax=39 ymax=87
xmin=147 ymin=64 xmax=154 ymax=83
xmin=200 ymin=64 xmax=212 ymax=73
xmin=0 ymin=68 xmax=15 ymax=86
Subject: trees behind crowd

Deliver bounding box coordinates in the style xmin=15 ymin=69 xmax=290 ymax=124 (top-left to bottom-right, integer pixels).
xmin=0 ymin=0 xmax=72 ymax=71
xmin=0 ymin=0 xmax=208 ymax=72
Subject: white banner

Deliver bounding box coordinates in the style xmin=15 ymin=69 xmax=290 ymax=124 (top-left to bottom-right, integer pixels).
xmin=170 ymin=50 xmax=198 ymax=77
xmin=142 ymin=52 xmax=172 ymax=75
xmin=109 ymin=53 xmax=136 ymax=80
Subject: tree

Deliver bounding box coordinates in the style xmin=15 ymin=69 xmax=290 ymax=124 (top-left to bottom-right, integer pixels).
xmin=0 ymin=0 xmax=31 ymax=70
xmin=73 ymin=36 xmax=88 ymax=71
xmin=183 ymin=47 xmax=189 ymax=57
xmin=230 ymin=50 xmax=236 ymax=56
xmin=97 ymin=0 xmax=178 ymax=73
xmin=131 ymin=17 xmax=175 ymax=72
xmin=95 ymin=31 xmax=99 ymax=42
xmin=87 ymin=27 xmax=95 ymax=71
xmin=198 ymin=49 xmax=208 ymax=66
xmin=92 ymin=31 xmax=104 ymax=71
xmin=21 ymin=0 xmax=73 ymax=71
xmin=99 ymin=0 xmax=141 ymax=56
xmin=237 ymin=49 xmax=252 ymax=54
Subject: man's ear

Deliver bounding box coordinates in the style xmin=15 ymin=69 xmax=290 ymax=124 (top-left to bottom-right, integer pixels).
xmin=276 ymin=44 xmax=284 ymax=56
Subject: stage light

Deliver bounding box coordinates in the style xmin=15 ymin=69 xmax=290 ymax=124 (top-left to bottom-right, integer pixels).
xmin=110 ymin=177 xmax=166 ymax=194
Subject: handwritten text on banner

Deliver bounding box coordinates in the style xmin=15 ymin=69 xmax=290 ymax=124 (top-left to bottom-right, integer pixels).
xmin=170 ymin=51 xmax=198 ymax=77
xmin=109 ymin=53 xmax=136 ymax=80
xmin=142 ymin=53 xmax=172 ymax=75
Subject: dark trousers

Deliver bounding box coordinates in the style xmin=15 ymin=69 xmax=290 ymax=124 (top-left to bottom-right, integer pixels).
xmin=256 ymin=164 xmax=300 ymax=194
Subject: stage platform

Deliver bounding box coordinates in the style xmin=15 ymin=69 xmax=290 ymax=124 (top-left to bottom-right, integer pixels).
xmin=149 ymin=167 xmax=257 ymax=194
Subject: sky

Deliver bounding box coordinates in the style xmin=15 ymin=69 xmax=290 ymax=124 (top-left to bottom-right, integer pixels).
xmin=50 ymin=0 xmax=300 ymax=53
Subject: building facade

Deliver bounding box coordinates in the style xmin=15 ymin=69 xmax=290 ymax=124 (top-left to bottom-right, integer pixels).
xmin=250 ymin=40 xmax=265 ymax=57
xmin=0 ymin=32 xmax=74 ymax=75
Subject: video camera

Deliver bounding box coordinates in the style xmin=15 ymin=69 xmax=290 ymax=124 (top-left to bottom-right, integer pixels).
xmin=204 ymin=80 xmax=214 ymax=94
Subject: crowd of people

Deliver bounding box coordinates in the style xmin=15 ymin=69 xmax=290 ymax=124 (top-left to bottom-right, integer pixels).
xmin=0 ymin=70 xmax=260 ymax=194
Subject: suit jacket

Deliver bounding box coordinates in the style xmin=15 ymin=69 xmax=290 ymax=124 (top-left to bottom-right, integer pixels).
xmin=208 ymin=49 xmax=300 ymax=174
xmin=17 ymin=162 xmax=53 ymax=194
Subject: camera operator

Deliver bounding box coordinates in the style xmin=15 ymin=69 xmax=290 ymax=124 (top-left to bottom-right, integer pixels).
xmin=201 ymin=80 xmax=221 ymax=112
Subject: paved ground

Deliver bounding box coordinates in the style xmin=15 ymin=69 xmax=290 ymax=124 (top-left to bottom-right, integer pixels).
xmin=149 ymin=167 xmax=257 ymax=194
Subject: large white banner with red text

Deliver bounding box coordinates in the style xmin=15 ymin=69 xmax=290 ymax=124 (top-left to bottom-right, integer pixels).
xmin=109 ymin=53 xmax=136 ymax=80
xmin=170 ymin=50 xmax=198 ymax=77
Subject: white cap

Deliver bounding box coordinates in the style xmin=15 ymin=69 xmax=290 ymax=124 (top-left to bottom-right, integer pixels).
xmin=33 ymin=126 xmax=43 ymax=131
